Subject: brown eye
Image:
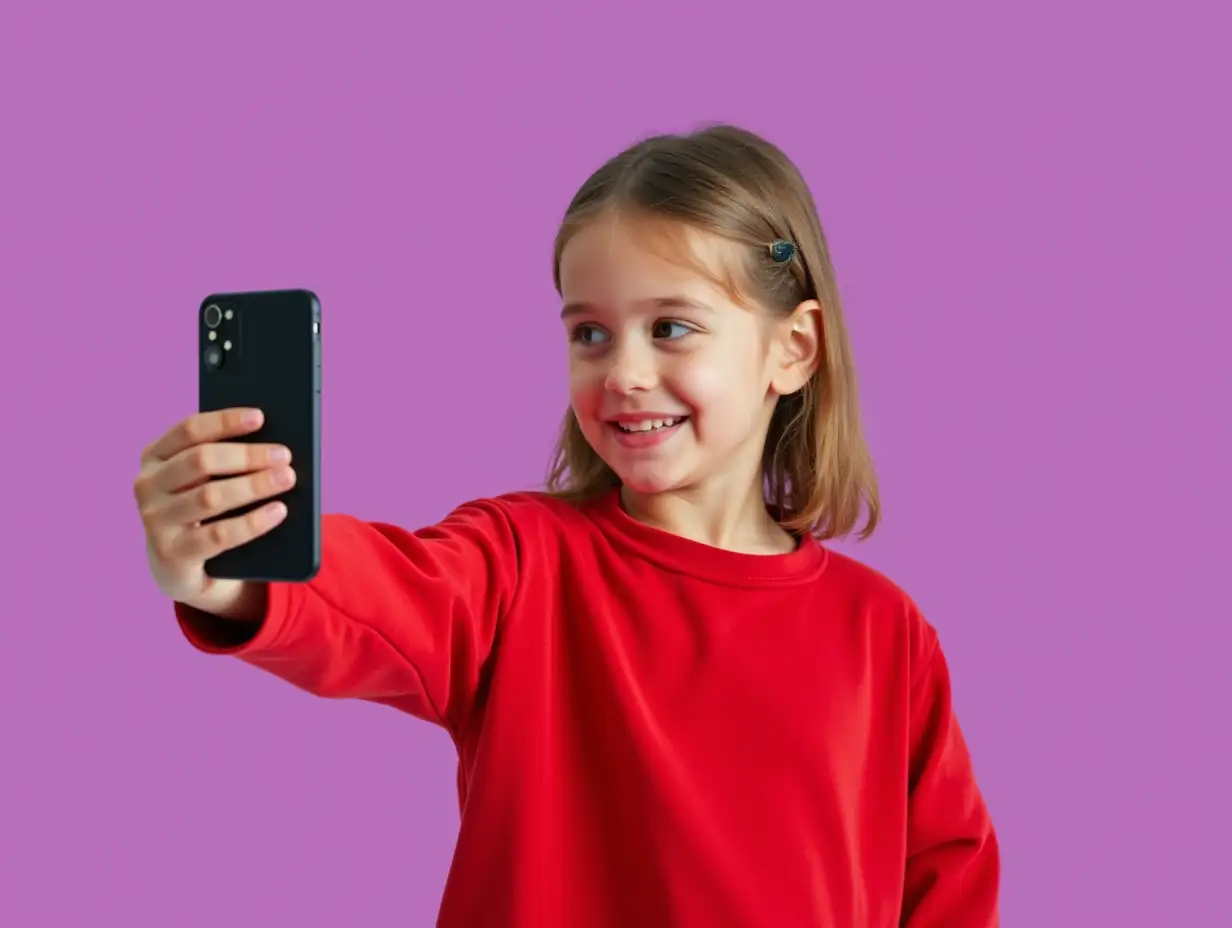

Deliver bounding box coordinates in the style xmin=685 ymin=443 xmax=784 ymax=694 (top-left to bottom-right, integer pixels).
xmin=571 ymin=324 xmax=608 ymax=345
xmin=652 ymin=321 xmax=691 ymax=340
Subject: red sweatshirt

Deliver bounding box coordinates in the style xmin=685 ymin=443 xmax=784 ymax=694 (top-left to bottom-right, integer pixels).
xmin=177 ymin=489 xmax=999 ymax=927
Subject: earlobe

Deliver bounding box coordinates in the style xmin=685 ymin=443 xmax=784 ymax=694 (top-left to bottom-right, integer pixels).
xmin=771 ymin=300 xmax=823 ymax=396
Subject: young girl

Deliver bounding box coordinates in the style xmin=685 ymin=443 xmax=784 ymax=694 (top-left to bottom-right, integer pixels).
xmin=134 ymin=124 xmax=999 ymax=927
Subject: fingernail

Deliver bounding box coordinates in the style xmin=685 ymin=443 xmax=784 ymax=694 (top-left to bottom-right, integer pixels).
xmin=242 ymin=409 xmax=263 ymax=426
xmin=266 ymin=502 xmax=287 ymax=523
xmin=274 ymin=467 xmax=295 ymax=487
xmin=270 ymin=446 xmax=291 ymax=462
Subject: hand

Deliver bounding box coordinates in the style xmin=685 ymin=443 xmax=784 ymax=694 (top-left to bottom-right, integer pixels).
xmin=133 ymin=407 xmax=295 ymax=617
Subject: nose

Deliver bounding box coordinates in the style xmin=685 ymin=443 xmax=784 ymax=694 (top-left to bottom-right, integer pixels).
xmin=603 ymin=339 xmax=657 ymax=394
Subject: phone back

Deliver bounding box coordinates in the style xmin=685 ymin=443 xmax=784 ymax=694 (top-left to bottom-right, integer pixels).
xmin=198 ymin=289 xmax=321 ymax=581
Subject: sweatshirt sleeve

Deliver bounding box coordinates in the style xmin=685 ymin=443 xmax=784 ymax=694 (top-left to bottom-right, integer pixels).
xmin=174 ymin=498 xmax=521 ymax=739
xmin=900 ymin=629 xmax=1001 ymax=927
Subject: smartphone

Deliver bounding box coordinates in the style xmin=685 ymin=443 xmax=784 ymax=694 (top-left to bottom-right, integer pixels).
xmin=198 ymin=288 xmax=321 ymax=582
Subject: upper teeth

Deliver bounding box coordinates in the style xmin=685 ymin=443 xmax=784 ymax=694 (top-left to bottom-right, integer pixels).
xmin=618 ymin=417 xmax=681 ymax=432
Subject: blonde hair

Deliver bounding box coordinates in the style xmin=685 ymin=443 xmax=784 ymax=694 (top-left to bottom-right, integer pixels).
xmin=545 ymin=123 xmax=880 ymax=541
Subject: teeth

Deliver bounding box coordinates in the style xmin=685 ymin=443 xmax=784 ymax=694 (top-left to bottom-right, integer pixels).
xmin=617 ymin=417 xmax=681 ymax=433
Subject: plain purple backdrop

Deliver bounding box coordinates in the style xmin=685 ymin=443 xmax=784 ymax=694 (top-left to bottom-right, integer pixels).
xmin=1 ymin=0 xmax=1228 ymax=925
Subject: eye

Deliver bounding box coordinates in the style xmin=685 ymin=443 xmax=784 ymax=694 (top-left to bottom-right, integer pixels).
xmin=570 ymin=323 xmax=609 ymax=346
xmin=652 ymin=320 xmax=693 ymax=340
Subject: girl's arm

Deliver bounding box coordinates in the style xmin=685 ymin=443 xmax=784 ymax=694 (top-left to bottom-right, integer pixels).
xmin=175 ymin=497 xmax=521 ymax=739
xmin=900 ymin=632 xmax=1001 ymax=926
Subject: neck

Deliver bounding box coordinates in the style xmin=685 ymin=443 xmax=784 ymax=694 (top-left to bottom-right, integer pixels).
xmin=620 ymin=478 xmax=796 ymax=556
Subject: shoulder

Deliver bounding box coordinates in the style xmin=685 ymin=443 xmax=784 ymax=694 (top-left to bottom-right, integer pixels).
xmin=464 ymin=490 xmax=590 ymax=529
xmin=329 ymin=491 xmax=595 ymax=558
xmin=817 ymin=544 xmax=916 ymax=612
xmin=816 ymin=545 xmax=940 ymax=666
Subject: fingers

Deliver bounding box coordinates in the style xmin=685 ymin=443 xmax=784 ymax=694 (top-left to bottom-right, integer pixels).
xmin=150 ymin=441 xmax=292 ymax=496
xmin=159 ymin=464 xmax=297 ymax=528
xmin=137 ymin=408 xmax=298 ymax=569
xmin=153 ymin=501 xmax=288 ymax=563
xmin=143 ymin=465 xmax=294 ymax=562
xmin=142 ymin=408 xmax=265 ymax=465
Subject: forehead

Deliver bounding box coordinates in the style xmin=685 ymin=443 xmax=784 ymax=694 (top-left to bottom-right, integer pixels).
xmin=558 ymin=215 xmax=743 ymax=308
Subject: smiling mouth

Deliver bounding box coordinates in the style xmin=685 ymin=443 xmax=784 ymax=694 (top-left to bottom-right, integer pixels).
xmin=611 ymin=416 xmax=689 ymax=433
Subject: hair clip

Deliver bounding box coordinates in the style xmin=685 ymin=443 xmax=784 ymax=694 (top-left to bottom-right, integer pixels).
xmin=768 ymin=239 xmax=797 ymax=264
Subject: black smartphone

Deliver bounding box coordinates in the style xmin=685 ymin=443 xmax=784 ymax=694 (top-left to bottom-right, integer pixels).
xmin=198 ymin=288 xmax=321 ymax=582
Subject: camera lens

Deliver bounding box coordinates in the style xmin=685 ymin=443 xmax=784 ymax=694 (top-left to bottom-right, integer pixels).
xmin=203 ymin=304 xmax=223 ymax=329
xmin=203 ymin=343 xmax=224 ymax=370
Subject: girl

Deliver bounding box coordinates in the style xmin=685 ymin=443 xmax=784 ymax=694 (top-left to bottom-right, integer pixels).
xmin=134 ymin=124 xmax=999 ymax=927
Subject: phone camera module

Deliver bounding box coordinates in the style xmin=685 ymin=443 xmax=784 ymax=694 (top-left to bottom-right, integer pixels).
xmin=203 ymin=343 xmax=225 ymax=370
xmin=203 ymin=304 xmax=223 ymax=329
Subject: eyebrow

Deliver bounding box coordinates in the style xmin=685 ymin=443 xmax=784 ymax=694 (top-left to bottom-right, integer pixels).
xmin=559 ymin=295 xmax=713 ymax=319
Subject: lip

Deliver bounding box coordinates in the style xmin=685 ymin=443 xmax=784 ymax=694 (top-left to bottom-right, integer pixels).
xmin=606 ymin=417 xmax=688 ymax=449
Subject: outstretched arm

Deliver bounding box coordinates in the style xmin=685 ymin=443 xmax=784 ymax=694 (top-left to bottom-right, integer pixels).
xmin=176 ymin=498 xmax=521 ymax=738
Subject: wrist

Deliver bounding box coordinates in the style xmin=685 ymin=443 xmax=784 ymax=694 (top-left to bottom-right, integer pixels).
xmin=193 ymin=580 xmax=269 ymax=623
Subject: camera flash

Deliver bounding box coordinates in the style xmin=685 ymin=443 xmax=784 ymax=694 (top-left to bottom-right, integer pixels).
xmin=224 ymin=309 xmax=234 ymax=320
xmin=208 ymin=330 xmax=217 ymax=341
xmin=223 ymin=340 xmax=233 ymax=351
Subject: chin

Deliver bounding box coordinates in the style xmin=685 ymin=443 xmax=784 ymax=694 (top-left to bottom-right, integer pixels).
xmin=610 ymin=463 xmax=690 ymax=496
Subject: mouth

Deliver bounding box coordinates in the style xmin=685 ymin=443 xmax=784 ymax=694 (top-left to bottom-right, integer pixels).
xmin=604 ymin=415 xmax=690 ymax=449
xmin=608 ymin=415 xmax=689 ymax=434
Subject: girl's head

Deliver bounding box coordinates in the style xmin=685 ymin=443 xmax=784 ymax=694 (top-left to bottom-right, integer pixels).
xmin=547 ymin=124 xmax=879 ymax=541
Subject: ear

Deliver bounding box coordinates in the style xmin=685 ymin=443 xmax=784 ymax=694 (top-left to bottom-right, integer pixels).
xmin=769 ymin=299 xmax=823 ymax=396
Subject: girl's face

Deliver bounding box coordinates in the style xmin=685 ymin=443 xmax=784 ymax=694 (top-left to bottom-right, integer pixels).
xmin=558 ymin=216 xmax=810 ymax=499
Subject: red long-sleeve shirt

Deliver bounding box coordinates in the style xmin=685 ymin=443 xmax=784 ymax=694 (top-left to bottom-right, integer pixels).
xmin=177 ymin=489 xmax=999 ymax=927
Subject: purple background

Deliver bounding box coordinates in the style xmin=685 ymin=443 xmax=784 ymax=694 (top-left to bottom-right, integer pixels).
xmin=1 ymin=0 xmax=1228 ymax=924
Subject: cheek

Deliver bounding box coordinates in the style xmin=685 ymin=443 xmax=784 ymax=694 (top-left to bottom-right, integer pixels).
xmin=668 ymin=366 xmax=725 ymax=410
xmin=567 ymin=359 xmax=603 ymax=407
xmin=669 ymin=343 xmax=767 ymax=412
